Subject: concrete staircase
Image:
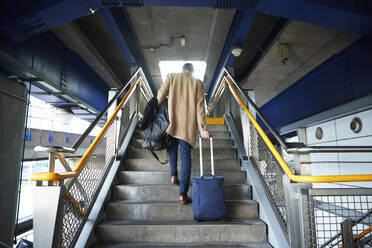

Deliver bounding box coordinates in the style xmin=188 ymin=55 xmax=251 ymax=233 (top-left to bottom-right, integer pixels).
xmin=93 ymin=124 xmax=270 ymax=247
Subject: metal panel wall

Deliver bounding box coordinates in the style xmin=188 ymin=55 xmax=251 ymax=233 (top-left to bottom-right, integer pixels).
xmin=0 ymin=31 xmax=109 ymax=111
xmin=0 ymin=77 xmax=28 ymax=246
xmin=306 ymin=108 xmax=372 ymax=189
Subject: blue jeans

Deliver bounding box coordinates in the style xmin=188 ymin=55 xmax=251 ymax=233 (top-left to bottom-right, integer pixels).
xmin=167 ymin=136 xmax=192 ymax=196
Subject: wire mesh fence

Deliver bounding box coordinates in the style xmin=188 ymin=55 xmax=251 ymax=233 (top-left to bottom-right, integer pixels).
xmin=207 ymin=72 xmax=372 ymax=248
xmin=59 ymin=87 xmax=139 ymax=247
xmin=249 ymin=117 xmax=288 ymax=231
xmin=61 ymin=117 xmax=118 ymax=247
xmin=303 ymin=189 xmax=372 ymax=248
xmin=209 ymin=78 xmax=288 ymax=232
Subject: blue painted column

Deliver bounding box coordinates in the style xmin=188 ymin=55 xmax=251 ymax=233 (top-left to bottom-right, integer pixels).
xmin=207 ymin=10 xmax=258 ymax=102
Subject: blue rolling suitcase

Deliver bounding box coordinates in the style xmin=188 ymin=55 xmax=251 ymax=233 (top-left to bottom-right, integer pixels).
xmin=192 ymin=135 xmax=226 ymax=221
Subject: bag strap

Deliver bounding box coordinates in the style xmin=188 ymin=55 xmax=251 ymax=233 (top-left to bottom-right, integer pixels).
xmin=149 ymin=143 xmax=169 ymax=165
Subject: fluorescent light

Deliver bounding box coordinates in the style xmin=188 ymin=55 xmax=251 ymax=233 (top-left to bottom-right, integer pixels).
xmin=61 ymin=94 xmax=76 ymax=102
xmin=37 ymin=81 xmax=61 ymax=93
xmin=159 ymin=61 xmax=207 ymax=82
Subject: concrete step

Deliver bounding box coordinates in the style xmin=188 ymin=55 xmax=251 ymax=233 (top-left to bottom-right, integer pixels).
xmin=134 ymin=131 xmax=230 ymax=139
xmin=127 ymin=148 xmax=236 ymax=160
xmin=93 ymin=243 xmax=272 ymax=248
xmin=132 ymin=138 xmax=234 ymax=148
xmin=113 ymin=184 xmax=251 ymax=201
xmin=122 ymin=159 xmax=240 ymax=171
xmin=106 ymin=200 xmax=258 ymax=220
xmin=96 ymin=220 xmax=267 ymax=243
xmin=206 ymin=124 xmax=228 ymax=131
xmin=119 ymin=171 xmax=246 ymax=185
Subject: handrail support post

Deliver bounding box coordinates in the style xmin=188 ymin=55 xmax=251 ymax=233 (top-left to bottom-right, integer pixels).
xmin=48 ymin=153 xmax=56 ymax=186
xmin=283 ymin=179 xmax=312 ymax=248
xmin=48 ymin=152 xmax=56 ymax=173
xmin=56 ymin=152 xmax=71 ymax=171
xmin=341 ymin=218 xmax=354 ymax=248
xmin=293 ymin=152 xmax=311 ymax=176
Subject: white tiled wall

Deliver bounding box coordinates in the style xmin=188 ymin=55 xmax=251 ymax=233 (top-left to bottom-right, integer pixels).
xmin=306 ymin=108 xmax=372 ymax=188
xmin=306 ymin=120 xmax=337 ymax=144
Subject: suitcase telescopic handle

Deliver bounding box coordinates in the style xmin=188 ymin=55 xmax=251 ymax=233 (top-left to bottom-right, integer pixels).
xmin=199 ymin=134 xmax=214 ymax=176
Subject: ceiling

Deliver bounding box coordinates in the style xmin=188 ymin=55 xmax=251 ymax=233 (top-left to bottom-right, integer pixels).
xmin=52 ymin=6 xmax=360 ymax=110
xmin=232 ymin=13 xmax=281 ymax=81
xmin=126 ymin=7 xmax=235 ymax=91
xmin=240 ymin=20 xmax=360 ymax=107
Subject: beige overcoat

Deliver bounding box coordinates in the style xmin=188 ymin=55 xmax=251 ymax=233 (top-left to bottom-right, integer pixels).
xmin=157 ymin=72 xmax=207 ymax=147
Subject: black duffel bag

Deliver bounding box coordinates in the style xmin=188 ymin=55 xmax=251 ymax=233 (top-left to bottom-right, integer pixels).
xmin=139 ymin=97 xmax=157 ymax=130
xmin=140 ymin=97 xmax=170 ymax=164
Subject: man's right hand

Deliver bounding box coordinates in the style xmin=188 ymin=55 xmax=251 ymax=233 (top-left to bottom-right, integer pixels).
xmin=200 ymin=130 xmax=210 ymax=139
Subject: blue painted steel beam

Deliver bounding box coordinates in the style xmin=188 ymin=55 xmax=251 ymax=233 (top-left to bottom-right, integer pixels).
xmin=207 ymin=10 xmax=258 ymax=102
xmin=1 ymin=0 xmax=372 ymax=43
xmin=0 ymin=1 xmax=155 ymax=93
xmin=0 ymin=31 xmax=109 ymax=111
xmin=259 ymin=0 xmax=372 ymax=36
xmin=0 ymin=0 xmax=93 ymax=42
xmin=142 ymin=0 xmax=216 ymax=7
xmin=99 ymin=9 xmax=136 ymax=65
xmin=100 ymin=8 xmax=156 ymax=93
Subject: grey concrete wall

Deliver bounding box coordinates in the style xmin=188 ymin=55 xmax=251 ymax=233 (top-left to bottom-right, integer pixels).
xmin=0 ymin=77 xmax=27 ymax=245
xmin=24 ymin=129 xmax=94 ymax=160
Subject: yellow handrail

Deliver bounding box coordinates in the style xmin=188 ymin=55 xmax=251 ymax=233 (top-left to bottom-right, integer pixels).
xmin=207 ymin=79 xmax=225 ymax=115
xmin=223 ymin=75 xmax=372 ymax=183
xmin=30 ymin=77 xmax=141 ymax=182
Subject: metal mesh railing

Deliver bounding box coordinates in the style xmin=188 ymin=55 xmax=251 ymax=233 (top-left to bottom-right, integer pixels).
xmin=61 ymin=118 xmax=117 ymax=247
xmin=303 ymin=189 xmax=372 ymax=248
xmin=59 ymin=85 xmax=140 ymax=247
xmin=209 ymin=75 xmax=288 ymax=232
xmin=30 ymin=68 xmax=153 ymax=247
xmin=249 ymin=117 xmax=288 ymax=231
xmin=207 ymin=70 xmax=372 ymax=247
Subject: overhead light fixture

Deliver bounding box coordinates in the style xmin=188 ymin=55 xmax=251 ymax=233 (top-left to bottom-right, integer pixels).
xmin=144 ymin=35 xmax=186 ymax=52
xmin=36 ymin=81 xmax=61 ymax=93
xmin=279 ymin=43 xmax=289 ymax=65
xmin=231 ymin=46 xmax=243 ymax=57
xmin=180 ymin=36 xmax=186 ymax=46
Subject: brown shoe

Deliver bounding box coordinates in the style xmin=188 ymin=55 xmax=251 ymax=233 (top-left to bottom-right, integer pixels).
xmin=179 ymin=195 xmax=192 ymax=205
xmin=170 ymin=176 xmax=179 ymax=184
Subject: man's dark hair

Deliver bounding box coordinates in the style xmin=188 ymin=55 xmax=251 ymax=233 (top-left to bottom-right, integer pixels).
xmin=183 ymin=63 xmax=194 ymax=72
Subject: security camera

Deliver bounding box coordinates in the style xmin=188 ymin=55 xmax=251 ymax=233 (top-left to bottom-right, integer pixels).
xmin=231 ymin=46 xmax=243 ymax=57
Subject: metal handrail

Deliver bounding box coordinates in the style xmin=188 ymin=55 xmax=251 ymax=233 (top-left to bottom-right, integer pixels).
xmin=30 ymin=68 xmax=153 ymax=182
xmin=72 ymin=67 xmax=141 ymax=150
xmin=207 ymin=68 xmax=372 ymax=154
xmin=208 ymin=68 xmax=290 ymax=150
xmin=287 ymin=146 xmax=372 ymax=153
xmin=208 ymin=68 xmax=372 ymax=183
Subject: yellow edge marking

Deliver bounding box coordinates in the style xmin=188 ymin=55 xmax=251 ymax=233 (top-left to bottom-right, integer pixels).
xmin=206 ymin=118 xmax=225 ymax=125
xmin=225 ymin=76 xmax=372 ymax=183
